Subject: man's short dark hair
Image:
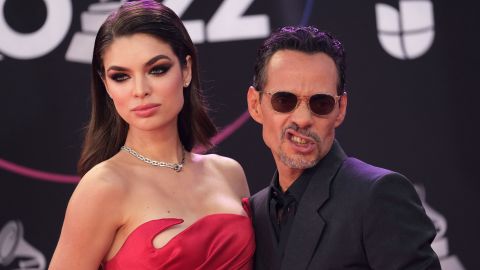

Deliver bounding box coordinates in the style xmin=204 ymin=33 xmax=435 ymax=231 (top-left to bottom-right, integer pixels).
xmin=253 ymin=26 xmax=346 ymax=95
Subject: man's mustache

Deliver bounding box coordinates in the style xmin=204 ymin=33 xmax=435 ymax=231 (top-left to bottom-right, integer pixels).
xmin=282 ymin=123 xmax=321 ymax=143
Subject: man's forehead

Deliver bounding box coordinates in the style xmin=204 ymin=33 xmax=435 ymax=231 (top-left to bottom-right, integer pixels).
xmin=264 ymin=50 xmax=338 ymax=90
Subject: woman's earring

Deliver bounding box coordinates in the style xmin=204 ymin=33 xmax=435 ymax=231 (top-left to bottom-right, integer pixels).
xmin=184 ymin=82 xmax=190 ymax=88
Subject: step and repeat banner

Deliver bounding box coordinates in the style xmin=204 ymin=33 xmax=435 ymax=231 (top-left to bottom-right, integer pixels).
xmin=0 ymin=0 xmax=478 ymax=269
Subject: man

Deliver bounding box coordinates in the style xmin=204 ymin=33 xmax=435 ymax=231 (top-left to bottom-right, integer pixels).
xmin=247 ymin=26 xmax=440 ymax=270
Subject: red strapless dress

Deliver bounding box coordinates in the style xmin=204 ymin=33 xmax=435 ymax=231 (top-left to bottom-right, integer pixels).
xmin=103 ymin=199 xmax=255 ymax=270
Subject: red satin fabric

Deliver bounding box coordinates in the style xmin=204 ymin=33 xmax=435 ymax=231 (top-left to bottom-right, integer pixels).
xmin=104 ymin=199 xmax=255 ymax=269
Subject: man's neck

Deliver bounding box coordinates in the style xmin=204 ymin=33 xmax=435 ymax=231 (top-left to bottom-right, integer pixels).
xmin=277 ymin=166 xmax=304 ymax=192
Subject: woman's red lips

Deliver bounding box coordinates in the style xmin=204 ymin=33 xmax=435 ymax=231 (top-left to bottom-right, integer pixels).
xmin=132 ymin=103 xmax=160 ymax=117
xmin=132 ymin=103 xmax=160 ymax=111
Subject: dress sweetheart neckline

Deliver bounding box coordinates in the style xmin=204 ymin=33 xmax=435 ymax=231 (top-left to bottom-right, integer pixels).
xmin=105 ymin=213 xmax=250 ymax=263
xmin=136 ymin=213 xmax=249 ymax=239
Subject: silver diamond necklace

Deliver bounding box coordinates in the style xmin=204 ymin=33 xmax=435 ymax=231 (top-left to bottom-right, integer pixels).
xmin=121 ymin=145 xmax=185 ymax=172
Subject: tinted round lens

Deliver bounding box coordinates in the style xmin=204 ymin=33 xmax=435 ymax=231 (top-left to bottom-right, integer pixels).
xmin=271 ymin=92 xmax=298 ymax=113
xmin=309 ymin=94 xmax=336 ymax=115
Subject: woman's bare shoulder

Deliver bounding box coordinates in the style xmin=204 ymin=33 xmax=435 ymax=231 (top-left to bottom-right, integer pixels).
xmin=195 ymin=153 xmax=241 ymax=170
xmin=70 ymin=158 xmax=133 ymax=217
xmin=81 ymin=159 xmax=130 ymax=188
xmin=49 ymin=158 xmax=132 ymax=268
xmin=194 ymin=153 xmax=249 ymax=197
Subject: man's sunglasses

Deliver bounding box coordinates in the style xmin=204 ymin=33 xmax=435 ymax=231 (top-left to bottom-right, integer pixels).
xmin=259 ymin=91 xmax=344 ymax=116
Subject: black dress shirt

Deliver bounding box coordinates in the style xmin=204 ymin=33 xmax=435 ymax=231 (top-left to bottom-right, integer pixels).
xmin=269 ymin=168 xmax=313 ymax=260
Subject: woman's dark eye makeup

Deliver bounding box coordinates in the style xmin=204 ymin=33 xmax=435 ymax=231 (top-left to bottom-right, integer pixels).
xmin=110 ymin=73 xmax=129 ymax=82
xmin=150 ymin=64 xmax=171 ymax=75
xmin=107 ymin=60 xmax=173 ymax=82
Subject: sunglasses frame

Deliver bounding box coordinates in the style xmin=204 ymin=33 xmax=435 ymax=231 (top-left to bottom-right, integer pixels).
xmin=259 ymin=90 xmax=345 ymax=116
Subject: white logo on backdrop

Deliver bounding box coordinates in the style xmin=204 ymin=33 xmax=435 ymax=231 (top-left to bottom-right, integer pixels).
xmin=0 ymin=0 xmax=270 ymax=63
xmin=375 ymin=0 xmax=434 ymax=59
xmin=415 ymin=185 xmax=465 ymax=270
xmin=0 ymin=0 xmax=72 ymax=60
xmin=65 ymin=0 xmax=123 ymax=63
xmin=0 ymin=220 xmax=46 ymax=270
xmin=67 ymin=0 xmax=270 ymax=63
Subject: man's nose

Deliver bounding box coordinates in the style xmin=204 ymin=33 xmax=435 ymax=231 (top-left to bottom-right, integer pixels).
xmin=290 ymin=100 xmax=313 ymax=128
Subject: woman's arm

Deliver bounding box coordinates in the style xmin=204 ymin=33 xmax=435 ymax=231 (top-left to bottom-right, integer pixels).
xmin=49 ymin=167 xmax=127 ymax=270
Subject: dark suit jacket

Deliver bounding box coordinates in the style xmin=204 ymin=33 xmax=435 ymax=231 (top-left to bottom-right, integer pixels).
xmin=250 ymin=141 xmax=440 ymax=270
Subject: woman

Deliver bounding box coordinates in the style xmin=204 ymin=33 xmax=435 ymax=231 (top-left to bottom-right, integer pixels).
xmin=49 ymin=1 xmax=254 ymax=269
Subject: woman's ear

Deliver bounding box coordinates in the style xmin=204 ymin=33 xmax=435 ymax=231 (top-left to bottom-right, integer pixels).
xmin=183 ymin=55 xmax=192 ymax=87
xmin=100 ymin=75 xmax=112 ymax=98
xmin=247 ymin=86 xmax=263 ymax=124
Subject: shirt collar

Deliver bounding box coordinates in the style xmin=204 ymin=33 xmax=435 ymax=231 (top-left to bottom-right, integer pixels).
xmin=269 ymin=164 xmax=316 ymax=203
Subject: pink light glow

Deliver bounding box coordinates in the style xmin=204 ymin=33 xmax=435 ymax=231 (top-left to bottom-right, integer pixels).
xmin=0 ymin=158 xmax=80 ymax=183
xmin=1 ymin=110 xmax=252 ymax=184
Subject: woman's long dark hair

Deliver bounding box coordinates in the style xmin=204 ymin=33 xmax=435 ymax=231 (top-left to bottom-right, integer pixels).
xmin=78 ymin=0 xmax=216 ymax=176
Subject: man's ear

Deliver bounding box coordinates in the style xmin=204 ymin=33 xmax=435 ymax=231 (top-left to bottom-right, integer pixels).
xmin=247 ymin=86 xmax=263 ymax=124
xmin=334 ymin=92 xmax=347 ymax=127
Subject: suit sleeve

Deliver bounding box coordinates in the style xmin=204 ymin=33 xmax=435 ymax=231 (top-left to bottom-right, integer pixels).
xmin=362 ymin=173 xmax=441 ymax=270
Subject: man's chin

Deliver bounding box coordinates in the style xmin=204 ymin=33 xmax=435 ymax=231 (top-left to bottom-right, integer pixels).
xmin=279 ymin=153 xmax=319 ymax=169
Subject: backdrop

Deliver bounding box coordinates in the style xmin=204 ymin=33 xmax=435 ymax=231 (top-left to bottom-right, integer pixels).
xmin=0 ymin=0 xmax=478 ymax=269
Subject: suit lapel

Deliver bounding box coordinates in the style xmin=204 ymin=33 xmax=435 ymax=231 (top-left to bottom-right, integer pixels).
xmin=281 ymin=141 xmax=347 ymax=270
